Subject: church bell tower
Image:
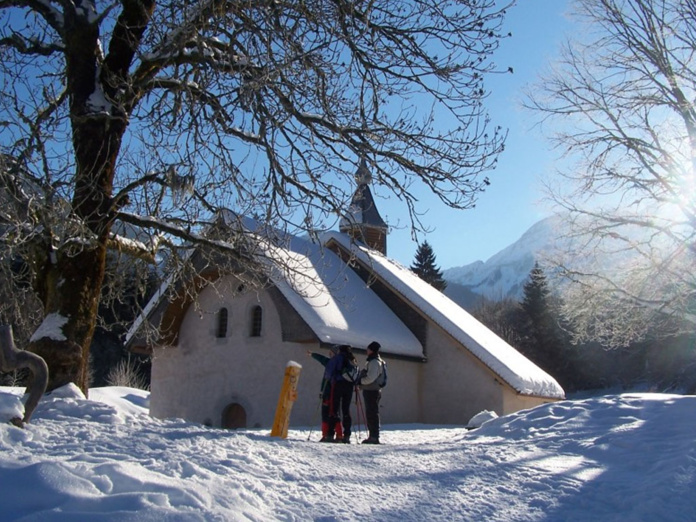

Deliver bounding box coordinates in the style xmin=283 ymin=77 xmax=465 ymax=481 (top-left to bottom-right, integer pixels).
xmin=339 ymin=159 xmax=388 ymax=254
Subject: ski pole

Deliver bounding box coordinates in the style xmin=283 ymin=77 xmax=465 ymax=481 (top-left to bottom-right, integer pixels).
xmin=354 ymin=386 xmax=362 ymax=441
xmin=307 ymin=379 xmax=328 ymax=441
xmin=354 ymin=385 xmax=367 ymax=441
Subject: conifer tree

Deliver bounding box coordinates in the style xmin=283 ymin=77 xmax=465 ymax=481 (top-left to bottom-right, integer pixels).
xmin=519 ymin=263 xmax=572 ymax=387
xmin=522 ymin=263 xmax=551 ymax=324
xmin=410 ymin=241 xmax=447 ymax=291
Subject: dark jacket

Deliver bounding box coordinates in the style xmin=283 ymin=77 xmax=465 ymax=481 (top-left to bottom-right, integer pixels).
xmin=309 ymin=352 xmax=332 ymax=393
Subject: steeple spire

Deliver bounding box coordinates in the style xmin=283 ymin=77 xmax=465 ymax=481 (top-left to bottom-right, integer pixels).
xmin=339 ymin=159 xmax=388 ymax=254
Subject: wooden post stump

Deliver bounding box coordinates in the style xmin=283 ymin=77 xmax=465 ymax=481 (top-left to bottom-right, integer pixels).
xmin=270 ymin=361 xmax=302 ymax=439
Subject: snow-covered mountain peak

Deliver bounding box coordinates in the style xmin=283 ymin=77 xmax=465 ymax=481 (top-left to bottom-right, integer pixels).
xmin=444 ymin=216 xmax=561 ymax=301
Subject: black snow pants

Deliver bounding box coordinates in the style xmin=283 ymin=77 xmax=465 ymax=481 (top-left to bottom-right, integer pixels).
xmin=362 ymin=389 xmax=381 ymax=440
xmin=328 ymin=379 xmax=353 ymax=440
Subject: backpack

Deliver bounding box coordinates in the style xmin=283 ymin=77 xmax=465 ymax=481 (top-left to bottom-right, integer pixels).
xmin=341 ymin=356 xmax=359 ymax=383
xmin=377 ymin=359 xmax=388 ymax=388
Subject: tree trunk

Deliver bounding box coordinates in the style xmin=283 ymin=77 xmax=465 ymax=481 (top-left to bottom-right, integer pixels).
xmin=28 ymin=83 xmax=123 ymax=394
xmin=25 ymin=2 xmax=134 ymax=394
xmin=28 ymin=241 xmax=108 ymax=394
xmin=28 ymin=112 xmax=122 ymax=394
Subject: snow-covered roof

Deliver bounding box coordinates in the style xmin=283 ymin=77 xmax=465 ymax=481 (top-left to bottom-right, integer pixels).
xmin=126 ymin=213 xmax=423 ymax=358
xmin=258 ymin=231 xmax=423 ymax=358
xmin=322 ymin=231 xmax=565 ymax=399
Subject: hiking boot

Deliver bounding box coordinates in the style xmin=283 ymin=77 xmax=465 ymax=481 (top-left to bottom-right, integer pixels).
xmin=340 ymin=437 xmax=351 ymax=444
xmin=361 ymin=437 xmax=380 ymax=444
xmin=319 ymin=436 xmax=334 ymax=443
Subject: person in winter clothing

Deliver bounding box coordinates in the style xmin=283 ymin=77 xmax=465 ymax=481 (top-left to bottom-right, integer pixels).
xmin=359 ymin=341 xmax=384 ymax=444
xmin=324 ymin=345 xmax=358 ymax=443
xmin=307 ymin=346 xmax=343 ymax=442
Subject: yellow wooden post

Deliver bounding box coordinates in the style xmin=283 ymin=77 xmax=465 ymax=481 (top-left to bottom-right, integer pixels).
xmin=270 ymin=361 xmax=302 ymax=438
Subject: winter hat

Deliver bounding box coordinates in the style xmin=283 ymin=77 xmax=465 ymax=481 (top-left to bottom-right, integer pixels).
xmin=367 ymin=341 xmax=381 ymax=353
xmin=329 ymin=345 xmax=340 ymax=355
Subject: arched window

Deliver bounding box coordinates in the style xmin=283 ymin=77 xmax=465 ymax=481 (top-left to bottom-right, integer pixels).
xmin=250 ymin=306 xmax=263 ymax=337
xmin=217 ymin=307 xmax=229 ymax=338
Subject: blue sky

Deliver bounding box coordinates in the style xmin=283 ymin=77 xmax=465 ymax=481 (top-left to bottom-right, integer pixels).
xmin=379 ymin=0 xmax=573 ymax=270
xmin=2 ymin=0 xmax=572 ymax=272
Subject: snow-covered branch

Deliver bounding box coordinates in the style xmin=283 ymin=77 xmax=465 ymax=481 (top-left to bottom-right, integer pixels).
xmin=115 ymin=211 xmax=244 ymax=257
xmin=106 ymin=233 xmax=158 ymax=264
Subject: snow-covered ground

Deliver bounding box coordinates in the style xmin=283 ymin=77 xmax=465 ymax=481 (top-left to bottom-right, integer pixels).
xmin=1 ymin=385 xmax=695 ymax=521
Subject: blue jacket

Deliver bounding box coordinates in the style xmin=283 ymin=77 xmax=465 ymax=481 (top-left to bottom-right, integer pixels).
xmin=325 ymin=353 xmax=349 ymax=382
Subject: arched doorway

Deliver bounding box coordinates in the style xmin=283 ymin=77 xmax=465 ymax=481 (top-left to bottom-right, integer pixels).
xmin=221 ymin=403 xmax=247 ymax=429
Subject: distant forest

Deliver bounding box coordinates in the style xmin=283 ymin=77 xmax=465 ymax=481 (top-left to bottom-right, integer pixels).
xmin=462 ymin=265 xmax=696 ymax=396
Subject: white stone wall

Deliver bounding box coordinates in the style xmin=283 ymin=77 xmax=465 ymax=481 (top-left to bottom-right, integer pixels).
xmin=150 ymin=275 xmax=336 ymax=428
xmin=412 ymin=324 xmax=503 ymax=425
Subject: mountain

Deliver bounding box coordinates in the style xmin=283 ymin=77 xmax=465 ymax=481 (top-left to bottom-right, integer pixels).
xmin=444 ymin=216 xmax=560 ymax=305
xmin=442 ymin=281 xmax=489 ymax=311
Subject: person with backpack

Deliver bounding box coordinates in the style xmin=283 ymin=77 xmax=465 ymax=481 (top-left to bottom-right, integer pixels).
xmin=324 ymin=344 xmax=358 ymax=443
xmin=307 ymin=345 xmax=344 ymax=442
xmin=358 ymin=341 xmax=386 ymax=444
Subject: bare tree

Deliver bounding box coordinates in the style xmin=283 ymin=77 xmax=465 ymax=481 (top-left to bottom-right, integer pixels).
xmin=0 ymin=1 xmax=510 ymax=392
xmin=471 ymin=297 xmax=522 ymax=348
xmin=526 ymin=0 xmax=696 ymax=347
xmin=106 ymin=356 xmax=149 ymax=390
